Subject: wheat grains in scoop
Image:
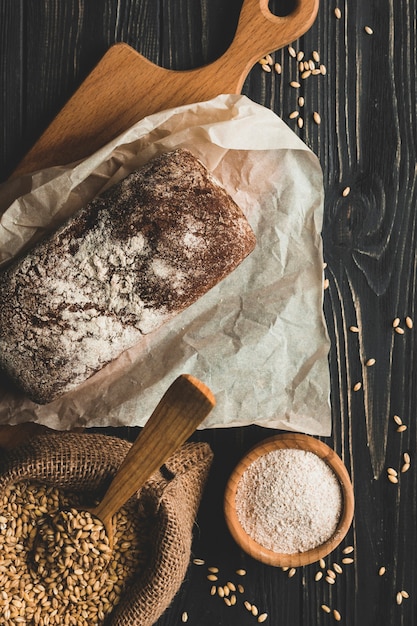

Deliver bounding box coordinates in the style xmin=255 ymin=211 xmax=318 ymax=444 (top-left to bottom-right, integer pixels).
xmin=235 ymin=449 xmax=342 ymax=553
xmin=30 ymin=508 xmax=112 ymax=588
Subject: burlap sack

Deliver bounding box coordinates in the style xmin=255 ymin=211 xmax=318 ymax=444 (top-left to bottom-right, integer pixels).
xmin=0 ymin=432 xmax=213 ymax=625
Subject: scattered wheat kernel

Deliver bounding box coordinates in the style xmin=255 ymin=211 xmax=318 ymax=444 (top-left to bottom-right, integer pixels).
xmin=401 ymin=590 xmax=409 ymax=598
xmin=210 ymin=585 xmax=216 ymax=595
xmin=353 ymin=382 xmax=362 ymax=392
xmin=193 ymin=558 xmax=205 ymax=565
xmin=297 ymin=50 xmax=305 ymax=61
xmin=395 ymin=326 xmax=405 ymax=335
xmin=208 ymin=566 xmax=219 ymax=573
xmin=224 ymin=597 xmax=232 ymax=607
xmin=342 ymin=557 xmax=354 ymax=564
xmin=392 ymin=317 xmax=400 ymax=327
xmin=387 ymin=468 xmax=398 ymax=476
xmin=313 ymin=111 xmax=321 ymax=125
xmin=319 ymin=558 xmax=326 ymax=569
xmin=405 ymin=316 xmax=413 ymax=328
xmin=274 ymin=62 xmax=282 ymax=74
xmin=323 ymin=277 xmax=329 ymax=289
xmin=334 ymin=7 xmax=342 ymax=19
xmin=290 ymin=81 xmax=301 ymax=88
xmin=401 ymin=463 xmax=410 ymax=473
xmin=397 ymin=425 xmax=407 ymax=432
xmin=366 ymin=358 xmax=376 ymax=366
xmin=207 ymin=574 xmax=218 ymax=581
xmin=320 ymin=64 xmax=327 ymax=75
xmin=388 ymin=474 xmax=399 ymax=484
xmin=182 ymin=612 xmax=188 ymax=622
xmin=217 ymin=586 xmax=225 ymax=598
xmin=312 ymin=68 xmax=321 ymax=75
xmin=236 ymin=569 xmax=246 ymax=576
xmin=238 ymin=584 xmax=245 ymax=593
xmin=321 ymin=604 xmax=331 ymax=613
xmin=227 ymin=582 xmax=236 ymax=591
xmin=298 ymin=96 xmax=305 ymax=107
xmin=289 ymin=111 xmax=300 ymax=119
xmin=223 ymin=585 xmax=230 ymax=596
xmin=288 ymin=568 xmax=297 ymax=578
xmin=299 ymin=61 xmax=305 ymax=72
xmin=325 ymin=576 xmax=336 ymax=585
xmin=396 ymin=592 xmax=403 ymax=605
xmin=333 ymin=609 xmax=342 ymax=621
xmin=288 ymin=45 xmax=296 ymax=57
xmin=265 ymin=53 xmax=273 ymax=65
xmin=333 ymin=563 xmax=343 ymax=574
xmin=301 ymin=70 xmax=312 ymax=79
xmin=343 ymin=546 xmax=354 ymax=554
xmin=327 ymin=569 xmax=336 ymax=579
xmin=258 ymin=614 xmax=268 ymax=623
xmin=281 ymin=566 xmax=289 ymax=572
xmin=312 ymin=50 xmax=320 ymax=62
xmin=403 ymin=452 xmax=411 ymax=464
xmin=378 ymin=566 xmax=386 ymax=576
xmin=315 ymin=571 xmax=323 ymax=581
xmin=393 ymin=414 xmax=403 ymax=425
xmin=262 ymin=63 xmax=272 ymax=72
xmin=252 ymin=605 xmax=259 ymax=616
xmin=349 ymin=325 xmax=359 ymax=333
xmin=364 ymin=26 xmax=374 ymax=34
xmin=244 ymin=601 xmax=252 ymax=611
xmin=342 ymin=186 xmax=351 ymax=197
xmin=231 ymin=594 xmax=237 ymax=606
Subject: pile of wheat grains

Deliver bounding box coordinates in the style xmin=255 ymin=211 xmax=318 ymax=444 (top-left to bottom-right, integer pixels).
xmin=0 ymin=480 xmax=151 ymax=625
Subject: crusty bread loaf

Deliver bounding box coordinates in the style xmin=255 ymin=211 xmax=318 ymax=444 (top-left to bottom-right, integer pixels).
xmin=0 ymin=149 xmax=255 ymax=404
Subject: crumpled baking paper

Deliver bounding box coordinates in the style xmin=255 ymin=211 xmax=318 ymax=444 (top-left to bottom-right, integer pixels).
xmin=0 ymin=94 xmax=331 ymax=434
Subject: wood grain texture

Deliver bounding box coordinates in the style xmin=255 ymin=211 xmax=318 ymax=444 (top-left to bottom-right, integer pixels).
xmin=0 ymin=1 xmax=416 ymax=625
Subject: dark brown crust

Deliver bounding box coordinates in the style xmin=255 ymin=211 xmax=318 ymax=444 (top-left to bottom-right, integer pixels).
xmin=0 ymin=149 xmax=256 ymax=404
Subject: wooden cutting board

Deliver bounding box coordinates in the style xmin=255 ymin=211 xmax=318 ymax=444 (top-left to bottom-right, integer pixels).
xmin=13 ymin=0 xmax=318 ymax=178
xmin=1 ymin=0 xmax=318 ymax=448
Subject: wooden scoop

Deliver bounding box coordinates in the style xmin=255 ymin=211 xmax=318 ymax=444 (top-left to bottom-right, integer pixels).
xmin=30 ymin=374 xmax=214 ymax=582
xmin=90 ymin=374 xmax=215 ymax=548
xmin=13 ymin=0 xmax=319 ymax=177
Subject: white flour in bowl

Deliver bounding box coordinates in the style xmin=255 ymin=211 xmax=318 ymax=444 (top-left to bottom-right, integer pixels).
xmin=235 ymin=448 xmax=342 ymax=553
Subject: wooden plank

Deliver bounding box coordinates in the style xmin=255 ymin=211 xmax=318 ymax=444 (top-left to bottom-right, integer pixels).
xmin=0 ymin=1 xmax=24 ymax=179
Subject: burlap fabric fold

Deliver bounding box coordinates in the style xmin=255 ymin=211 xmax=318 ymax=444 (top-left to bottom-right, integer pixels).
xmin=0 ymin=432 xmax=213 ymax=625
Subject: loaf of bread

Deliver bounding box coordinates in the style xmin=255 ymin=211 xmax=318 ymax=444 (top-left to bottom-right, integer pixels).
xmin=0 ymin=149 xmax=255 ymax=404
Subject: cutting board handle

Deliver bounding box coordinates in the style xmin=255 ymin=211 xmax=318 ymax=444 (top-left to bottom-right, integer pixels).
xmin=13 ymin=0 xmax=319 ymax=177
xmin=225 ymin=0 xmax=319 ymax=89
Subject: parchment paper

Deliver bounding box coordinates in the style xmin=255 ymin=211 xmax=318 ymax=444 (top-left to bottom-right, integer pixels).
xmin=0 ymin=94 xmax=331 ymax=434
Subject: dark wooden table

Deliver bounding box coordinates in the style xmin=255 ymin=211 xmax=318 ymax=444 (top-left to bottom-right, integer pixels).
xmin=1 ymin=1 xmax=416 ymax=625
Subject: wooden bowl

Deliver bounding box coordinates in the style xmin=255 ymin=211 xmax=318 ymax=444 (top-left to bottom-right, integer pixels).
xmin=224 ymin=433 xmax=354 ymax=567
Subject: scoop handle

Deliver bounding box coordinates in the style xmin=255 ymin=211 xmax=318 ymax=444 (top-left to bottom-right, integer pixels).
xmin=91 ymin=374 xmax=215 ymax=525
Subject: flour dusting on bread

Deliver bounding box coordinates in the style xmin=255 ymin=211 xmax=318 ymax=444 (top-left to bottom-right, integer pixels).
xmin=0 ymin=149 xmax=256 ymax=404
